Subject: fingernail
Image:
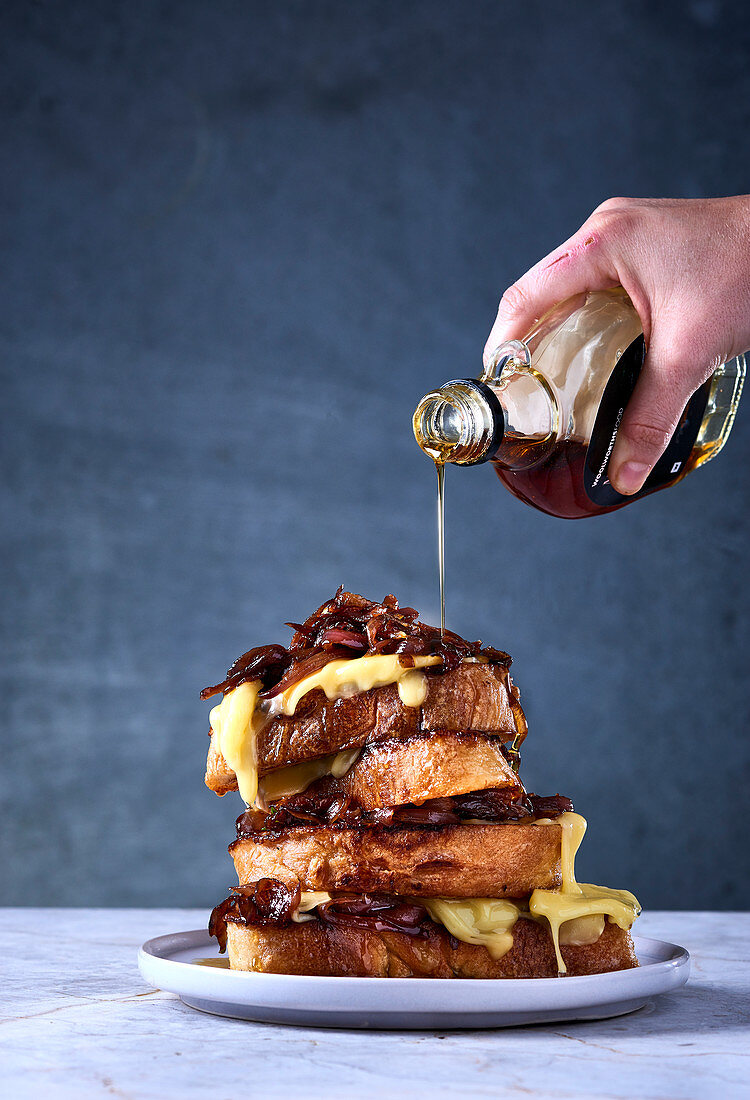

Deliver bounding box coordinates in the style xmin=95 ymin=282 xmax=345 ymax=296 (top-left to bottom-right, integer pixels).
xmin=613 ymin=461 xmax=650 ymax=495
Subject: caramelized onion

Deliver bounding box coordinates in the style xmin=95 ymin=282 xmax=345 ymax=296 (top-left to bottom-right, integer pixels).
xmin=528 ymin=794 xmax=574 ymax=817
xmin=209 ymin=883 xmax=436 ymax=945
xmin=208 ymin=878 xmax=301 ymax=952
xmin=320 ymin=628 xmax=368 ymax=650
xmin=451 ymin=788 xmax=532 ymax=820
xmin=317 ymin=895 xmax=431 ymax=937
xmin=388 ymin=799 xmax=461 ymax=826
xmin=201 ymin=586 xmax=511 ymax=701
xmin=200 ymin=644 xmax=289 ymax=700
xmin=260 ymin=650 xmax=342 ymax=701
xmin=235 ymin=788 xmax=573 ymax=838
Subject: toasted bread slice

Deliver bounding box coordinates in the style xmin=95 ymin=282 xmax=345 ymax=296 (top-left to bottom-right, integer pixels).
xmin=254 ymin=733 xmax=522 ymax=810
xmin=230 ymin=822 xmax=561 ymax=898
xmin=206 ymin=662 xmax=524 ymax=796
xmin=340 ymin=733 xmax=521 ymax=809
xmin=225 ymin=915 xmax=638 ymax=978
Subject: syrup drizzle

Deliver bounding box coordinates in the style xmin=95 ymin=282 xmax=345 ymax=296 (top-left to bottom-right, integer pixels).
xmin=436 ymin=460 xmax=446 ymax=635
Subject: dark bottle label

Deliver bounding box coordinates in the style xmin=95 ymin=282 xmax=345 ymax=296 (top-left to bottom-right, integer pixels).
xmin=584 ymin=335 xmax=711 ymax=506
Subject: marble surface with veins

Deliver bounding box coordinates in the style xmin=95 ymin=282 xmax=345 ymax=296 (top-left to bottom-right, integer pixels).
xmin=1 ymin=909 xmax=747 ymax=1099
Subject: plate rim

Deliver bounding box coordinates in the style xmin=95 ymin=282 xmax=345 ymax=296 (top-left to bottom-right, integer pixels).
xmin=138 ymin=928 xmax=690 ymax=1002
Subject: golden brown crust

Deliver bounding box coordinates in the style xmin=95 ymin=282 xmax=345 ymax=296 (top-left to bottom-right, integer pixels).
xmin=230 ymin=822 xmax=561 ymax=898
xmin=205 ymin=663 xmax=523 ymax=796
xmin=420 ymin=664 xmax=521 ymax=739
xmin=225 ymin=916 xmax=638 ymax=978
xmin=343 ymin=734 xmax=520 ymax=809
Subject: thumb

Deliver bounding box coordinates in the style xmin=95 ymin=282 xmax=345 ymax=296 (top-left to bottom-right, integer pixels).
xmin=608 ymin=330 xmax=703 ymax=495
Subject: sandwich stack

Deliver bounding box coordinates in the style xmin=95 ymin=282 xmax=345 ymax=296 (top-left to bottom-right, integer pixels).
xmin=203 ymin=590 xmax=640 ymax=978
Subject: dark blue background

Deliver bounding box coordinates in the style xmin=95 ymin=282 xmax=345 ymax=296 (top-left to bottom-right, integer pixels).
xmin=2 ymin=0 xmax=749 ymax=909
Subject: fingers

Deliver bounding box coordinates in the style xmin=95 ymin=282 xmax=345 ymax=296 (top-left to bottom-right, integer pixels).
xmin=608 ymin=332 xmax=707 ymax=495
xmin=484 ymin=226 xmax=619 ymax=365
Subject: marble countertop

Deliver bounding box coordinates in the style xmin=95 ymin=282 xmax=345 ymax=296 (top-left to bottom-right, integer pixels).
xmin=1 ymin=909 xmax=747 ymax=1099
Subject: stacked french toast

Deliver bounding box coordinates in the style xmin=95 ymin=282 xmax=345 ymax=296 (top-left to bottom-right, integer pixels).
xmin=203 ymin=589 xmax=639 ymax=978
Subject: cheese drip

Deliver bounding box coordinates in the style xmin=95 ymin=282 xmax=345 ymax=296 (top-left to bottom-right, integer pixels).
xmin=423 ymin=898 xmax=521 ymax=960
xmin=259 ymin=748 xmax=361 ymax=803
xmin=209 ymin=654 xmax=440 ymax=808
xmin=210 ymin=686 xmax=360 ymax=810
xmin=273 ymin=653 xmax=441 ymax=716
xmin=290 ymin=893 xmax=520 ymax=957
xmin=209 ymin=680 xmax=263 ymax=807
xmin=529 ymin=812 xmax=641 ymax=974
xmin=397 ymin=667 xmax=430 ymax=708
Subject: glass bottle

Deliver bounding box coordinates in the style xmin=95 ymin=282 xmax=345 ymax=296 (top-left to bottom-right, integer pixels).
xmin=413 ymin=288 xmax=745 ymax=518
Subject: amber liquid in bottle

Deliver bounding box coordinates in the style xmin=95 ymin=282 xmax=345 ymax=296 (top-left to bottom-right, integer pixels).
xmin=492 ymin=434 xmax=713 ymax=519
xmin=492 ymin=439 xmax=593 ymax=519
xmin=492 ymin=367 xmax=737 ymax=519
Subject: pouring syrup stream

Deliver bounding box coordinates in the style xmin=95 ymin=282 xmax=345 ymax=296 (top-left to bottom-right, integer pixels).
xmin=436 ymin=459 xmax=446 ymax=635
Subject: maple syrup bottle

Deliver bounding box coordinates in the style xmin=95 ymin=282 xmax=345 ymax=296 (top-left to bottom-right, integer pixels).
xmin=413 ymin=289 xmax=745 ymax=518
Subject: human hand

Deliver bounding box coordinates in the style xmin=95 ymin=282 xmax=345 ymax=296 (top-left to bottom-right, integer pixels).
xmin=484 ymin=196 xmax=750 ymax=494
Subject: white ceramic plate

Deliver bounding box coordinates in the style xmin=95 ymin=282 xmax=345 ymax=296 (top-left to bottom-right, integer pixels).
xmin=138 ymin=929 xmax=689 ymax=1029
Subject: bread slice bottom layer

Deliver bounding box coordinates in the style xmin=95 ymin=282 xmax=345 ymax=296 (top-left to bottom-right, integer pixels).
xmin=225 ymin=917 xmax=638 ymax=978
xmin=230 ymin=822 xmax=561 ymax=898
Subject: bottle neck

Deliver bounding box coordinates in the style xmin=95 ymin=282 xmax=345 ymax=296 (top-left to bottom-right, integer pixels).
xmin=413 ymin=343 xmax=558 ymax=469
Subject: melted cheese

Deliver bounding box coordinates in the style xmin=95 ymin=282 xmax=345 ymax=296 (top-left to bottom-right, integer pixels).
xmin=273 ymin=654 xmax=441 ymax=716
xmin=558 ymin=810 xmax=587 ymax=893
xmin=423 ymin=898 xmax=521 ymax=960
xmin=558 ymin=914 xmax=606 ymax=946
xmin=210 ymin=654 xmax=440 ymax=808
xmin=290 ymin=893 xmax=520 ymax=958
xmin=209 ymin=680 xmax=263 ymax=807
xmin=292 ymin=891 xmax=332 ymax=923
xmin=258 ymin=748 xmax=361 ymax=804
xmin=397 ymin=668 xmax=429 ymax=708
xmin=530 ymin=812 xmax=641 ymax=973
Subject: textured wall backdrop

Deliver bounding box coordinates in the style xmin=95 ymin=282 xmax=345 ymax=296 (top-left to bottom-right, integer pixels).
xmin=2 ymin=0 xmax=749 ymax=909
